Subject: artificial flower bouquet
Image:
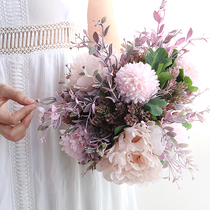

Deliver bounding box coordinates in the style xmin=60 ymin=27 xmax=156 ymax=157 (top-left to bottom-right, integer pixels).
xmin=38 ymin=0 xmax=209 ymax=187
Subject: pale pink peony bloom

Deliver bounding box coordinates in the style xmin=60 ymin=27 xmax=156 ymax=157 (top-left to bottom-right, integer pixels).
xmin=59 ymin=126 xmax=90 ymax=159
xmin=115 ymin=62 xmax=159 ymax=103
xmin=66 ymin=50 xmax=118 ymax=91
xmin=175 ymin=57 xmax=200 ymax=87
xmin=96 ymin=124 xmax=164 ymax=186
xmin=166 ymin=123 xmax=189 ymax=144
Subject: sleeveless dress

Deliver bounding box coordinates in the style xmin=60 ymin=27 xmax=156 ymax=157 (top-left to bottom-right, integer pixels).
xmin=0 ymin=0 xmax=138 ymax=209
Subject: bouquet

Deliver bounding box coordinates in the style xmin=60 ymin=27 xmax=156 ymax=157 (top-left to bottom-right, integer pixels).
xmin=37 ymin=0 xmax=209 ymax=187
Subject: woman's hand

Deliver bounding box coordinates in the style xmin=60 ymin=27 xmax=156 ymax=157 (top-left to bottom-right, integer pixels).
xmin=0 ymin=83 xmax=36 ymax=142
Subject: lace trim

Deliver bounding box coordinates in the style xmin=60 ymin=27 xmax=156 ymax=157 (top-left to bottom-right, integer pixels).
xmin=0 ymin=21 xmax=82 ymax=55
xmin=7 ymin=55 xmax=36 ymax=210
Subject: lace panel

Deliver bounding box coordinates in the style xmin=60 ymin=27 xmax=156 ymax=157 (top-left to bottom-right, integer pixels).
xmin=0 ymin=22 xmax=82 ymax=55
xmin=1 ymin=0 xmax=36 ymax=209
xmin=7 ymin=55 xmax=36 ymax=210
xmin=0 ymin=0 xmax=28 ymax=27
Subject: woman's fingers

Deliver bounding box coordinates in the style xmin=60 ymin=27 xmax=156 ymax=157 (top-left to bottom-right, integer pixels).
xmin=0 ymin=83 xmax=35 ymax=106
xmin=0 ymin=113 xmax=34 ymax=142
xmin=0 ymin=104 xmax=36 ymax=125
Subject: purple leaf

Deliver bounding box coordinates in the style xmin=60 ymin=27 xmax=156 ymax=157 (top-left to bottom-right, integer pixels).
xmin=99 ymin=36 xmax=105 ymax=48
xmin=84 ymin=103 xmax=92 ymax=113
xmin=187 ymin=28 xmax=193 ymax=40
xmin=92 ymin=103 xmax=96 ymax=114
xmin=153 ymin=11 xmax=164 ymax=23
xmin=53 ymin=116 xmax=61 ymax=129
xmin=108 ymin=43 xmax=113 ymax=56
xmin=104 ymin=25 xmax=110 ymax=37
xmin=175 ymin=37 xmax=185 ymax=45
xmin=83 ymin=29 xmax=89 ymax=37
xmin=159 ymin=24 xmax=165 ymax=34
xmin=38 ymin=125 xmax=49 ymax=131
xmin=93 ymin=32 xmax=99 ymax=43
xmin=98 ymin=61 xmax=107 ymax=67
xmin=151 ymin=32 xmax=156 ymax=43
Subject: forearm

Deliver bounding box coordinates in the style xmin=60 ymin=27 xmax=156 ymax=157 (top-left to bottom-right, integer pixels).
xmin=87 ymin=0 xmax=121 ymax=52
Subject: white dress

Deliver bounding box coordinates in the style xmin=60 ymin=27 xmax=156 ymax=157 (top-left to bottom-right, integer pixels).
xmin=0 ymin=0 xmax=138 ymax=209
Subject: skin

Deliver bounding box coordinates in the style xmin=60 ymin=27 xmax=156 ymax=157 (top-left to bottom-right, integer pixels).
xmin=0 ymin=83 xmax=36 ymax=142
xmin=87 ymin=0 xmax=121 ymax=52
xmin=0 ymin=0 xmax=120 ymax=142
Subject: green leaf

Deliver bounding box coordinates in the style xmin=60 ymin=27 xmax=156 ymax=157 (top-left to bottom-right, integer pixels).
xmin=150 ymin=97 xmax=167 ymax=107
xmin=183 ymin=76 xmax=198 ymax=92
xmin=187 ymin=86 xmax=198 ymax=92
xmin=143 ymin=98 xmax=167 ymax=116
xmin=182 ymin=122 xmax=192 ymax=130
xmin=79 ymin=72 xmax=85 ymax=76
xmin=145 ymin=48 xmax=172 ymax=71
xmin=93 ymin=70 xmax=99 ymax=77
xmin=89 ymin=46 xmax=97 ymax=55
xmin=100 ymin=90 xmax=105 ymax=98
xmin=184 ymin=76 xmax=192 ymax=87
xmin=160 ymin=160 xmax=167 ymax=166
xmin=156 ymin=63 xmax=164 ymax=75
xmin=114 ymin=125 xmax=126 ymax=136
xmin=95 ymin=73 xmax=102 ymax=83
xmin=101 ymin=17 xmax=106 ymax=24
xmin=158 ymin=72 xmax=172 ymax=89
xmin=177 ymin=68 xmax=184 ymax=82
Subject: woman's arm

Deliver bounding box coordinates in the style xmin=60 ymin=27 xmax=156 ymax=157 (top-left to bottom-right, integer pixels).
xmin=87 ymin=0 xmax=121 ymax=52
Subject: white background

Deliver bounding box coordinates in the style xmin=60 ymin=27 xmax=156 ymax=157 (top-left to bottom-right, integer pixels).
xmin=112 ymin=0 xmax=210 ymax=209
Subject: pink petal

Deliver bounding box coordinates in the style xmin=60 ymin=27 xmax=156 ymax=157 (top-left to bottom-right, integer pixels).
xmin=52 ymin=105 xmax=57 ymax=112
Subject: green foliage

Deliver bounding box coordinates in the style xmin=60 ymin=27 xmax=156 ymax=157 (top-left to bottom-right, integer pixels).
xmin=114 ymin=125 xmax=127 ymax=136
xmin=177 ymin=70 xmax=198 ymax=92
xmin=158 ymin=72 xmax=172 ymax=89
xmin=177 ymin=68 xmax=184 ymax=82
xmin=145 ymin=48 xmax=172 ymax=89
xmin=145 ymin=48 xmax=172 ymax=72
xmin=182 ymin=122 xmax=192 ymax=130
xmin=143 ymin=97 xmax=167 ymax=116
xmin=160 ymin=160 xmax=167 ymax=166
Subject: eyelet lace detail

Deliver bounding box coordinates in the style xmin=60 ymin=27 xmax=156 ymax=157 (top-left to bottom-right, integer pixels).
xmin=0 ymin=21 xmax=82 ymax=55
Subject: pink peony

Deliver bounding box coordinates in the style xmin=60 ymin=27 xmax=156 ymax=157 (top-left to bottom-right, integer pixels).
xmin=59 ymin=126 xmax=90 ymax=159
xmin=175 ymin=57 xmax=200 ymax=87
xmin=96 ymin=124 xmax=164 ymax=186
xmin=66 ymin=50 xmax=118 ymax=91
xmin=114 ymin=62 xmax=159 ymax=103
